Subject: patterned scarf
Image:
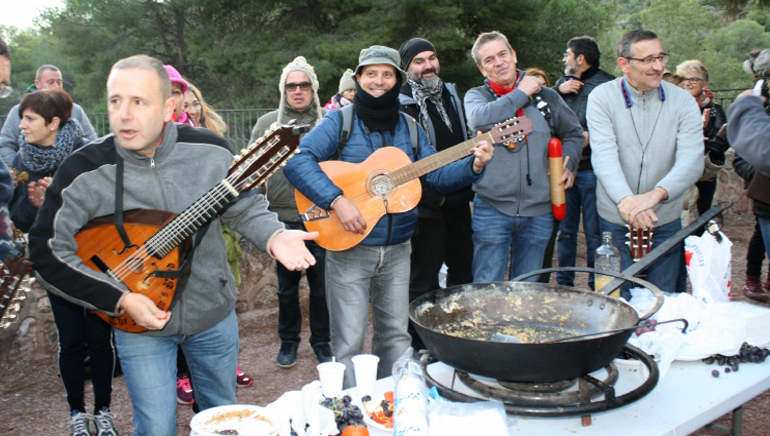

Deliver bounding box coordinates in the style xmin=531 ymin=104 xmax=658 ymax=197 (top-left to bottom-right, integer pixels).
xmin=407 ymin=76 xmax=452 ymax=134
xmin=20 ymin=118 xmax=83 ymax=174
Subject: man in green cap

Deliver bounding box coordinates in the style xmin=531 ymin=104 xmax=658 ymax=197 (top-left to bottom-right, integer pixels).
xmin=284 ymin=45 xmax=493 ymax=387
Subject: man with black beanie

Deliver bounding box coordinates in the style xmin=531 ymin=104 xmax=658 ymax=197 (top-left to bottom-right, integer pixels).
xmin=284 ymin=45 xmax=493 ymax=388
xmin=398 ymin=38 xmax=474 ymax=351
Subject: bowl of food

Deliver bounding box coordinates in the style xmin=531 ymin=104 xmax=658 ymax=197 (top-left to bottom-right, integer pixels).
xmin=190 ymin=405 xmax=277 ymax=436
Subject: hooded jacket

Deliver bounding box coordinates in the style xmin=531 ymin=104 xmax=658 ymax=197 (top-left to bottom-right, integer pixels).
xmin=464 ymin=72 xmax=584 ymax=218
xmin=29 ymin=122 xmax=284 ymax=336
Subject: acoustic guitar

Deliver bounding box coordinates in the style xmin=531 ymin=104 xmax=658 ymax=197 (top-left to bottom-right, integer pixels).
xmin=0 ymin=253 xmax=34 ymax=330
xmin=74 ymin=123 xmax=307 ymax=332
xmin=295 ymin=117 xmax=533 ymax=251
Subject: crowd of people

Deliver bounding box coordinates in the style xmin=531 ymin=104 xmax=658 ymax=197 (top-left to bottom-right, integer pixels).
xmin=0 ymin=26 xmax=768 ymax=436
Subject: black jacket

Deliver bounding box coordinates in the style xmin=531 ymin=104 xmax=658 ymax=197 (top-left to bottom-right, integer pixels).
xmin=554 ymin=64 xmax=615 ymax=171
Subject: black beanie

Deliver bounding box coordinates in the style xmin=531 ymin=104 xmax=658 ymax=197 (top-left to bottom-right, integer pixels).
xmin=398 ymin=38 xmax=437 ymax=71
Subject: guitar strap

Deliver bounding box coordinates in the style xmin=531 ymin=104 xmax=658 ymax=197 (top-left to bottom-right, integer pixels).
xmin=114 ymin=157 xmax=134 ymax=248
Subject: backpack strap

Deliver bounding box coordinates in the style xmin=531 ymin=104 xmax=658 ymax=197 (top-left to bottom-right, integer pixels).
xmin=333 ymin=105 xmax=356 ymax=160
xmin=400 ymin=112 xmax=419 ymax=155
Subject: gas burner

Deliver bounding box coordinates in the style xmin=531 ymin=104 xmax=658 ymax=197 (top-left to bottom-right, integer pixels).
xmin=498 ymin=377 xmax=578 ymax=393
xmin=420 ymin=344 xmax=658 ymax=418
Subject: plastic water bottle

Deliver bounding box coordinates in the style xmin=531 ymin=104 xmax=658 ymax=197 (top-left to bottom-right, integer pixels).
xmin=595 ymin=232 xmax=621 ymax=297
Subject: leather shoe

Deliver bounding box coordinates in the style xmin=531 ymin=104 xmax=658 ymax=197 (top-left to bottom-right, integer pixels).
xmin=744 ymin=275 xmax=769 ymax=302
xmin=277 ymin=341 xmax=299 ymax=368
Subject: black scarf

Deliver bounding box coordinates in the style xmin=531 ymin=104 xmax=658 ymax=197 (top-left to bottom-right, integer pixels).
xmin=352 ymin=75 xmax=402 ymax=132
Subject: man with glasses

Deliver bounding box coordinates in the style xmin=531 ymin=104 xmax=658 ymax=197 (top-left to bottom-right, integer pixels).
xmin=553 ymin=36 xmax=615 ymax=290
xmin=0 ymin=64 xmax=97 ymax=166
xmin=586 ymin=29 xmax=702 ymax=296
xmin=0 ymin=36 xmax=10 ymax=99
xmin=248 ymin=56 xmax=332 ymax=368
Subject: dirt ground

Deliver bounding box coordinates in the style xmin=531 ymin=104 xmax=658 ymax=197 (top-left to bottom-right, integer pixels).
xmin=0 ymin=212 xmax=768 ymax=435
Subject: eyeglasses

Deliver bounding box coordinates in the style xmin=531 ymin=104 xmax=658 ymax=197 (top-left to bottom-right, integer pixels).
xmin=0 ymin=86 xmax=12 ymax=99
xmin=682 ymin=77 xmax=704 ymax=84
xmin=286 ymin=82 xmax=312 ymax=91
xmin=625 ymin=54 xmax=669 ymax=65
xmin=183 ymin=100 xmax=202 ymax=110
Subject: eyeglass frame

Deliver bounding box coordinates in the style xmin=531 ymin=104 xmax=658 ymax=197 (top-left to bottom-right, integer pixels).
xmin=0 ymin=86 xmax=12 ymax=99
xmin=285 ymin=82 xmax=312 ymax=92
xmin=183 ymin=100 xmax=202 ymax=110
xmin=625 ymin=53 xmax=669 ymax=66
xmin=682 ymin=77 xmax=705 ymax=84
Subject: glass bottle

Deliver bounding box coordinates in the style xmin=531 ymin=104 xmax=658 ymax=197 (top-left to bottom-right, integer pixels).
xmin=595 ymin=232 xmax=621 ymax=297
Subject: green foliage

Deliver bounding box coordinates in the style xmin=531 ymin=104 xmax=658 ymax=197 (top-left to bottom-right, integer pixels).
xmin=1 ymin=0 xmax=767 ymax=118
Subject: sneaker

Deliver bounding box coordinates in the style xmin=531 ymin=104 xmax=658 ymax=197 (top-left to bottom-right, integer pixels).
xmin=176 ymin=374 xmax=195 ymax=404
xmin=744 ymin=275 xmax=769 ymax=302
xmin=277 ymin=341 xmax=299 ymax=368
xmin=70 ymin=411 xmax=91 ymax=436
xmin=313 ymin=342 xmax=334 ymax=363
xmin=236 ymin=365 xmax=254 ymax=388
xmin=93 ymin=407 xmax=119 ymax=436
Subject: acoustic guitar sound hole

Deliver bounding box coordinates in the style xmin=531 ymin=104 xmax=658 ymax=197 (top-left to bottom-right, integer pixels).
xmin=370 ymin=174 xmax=394 ymax=197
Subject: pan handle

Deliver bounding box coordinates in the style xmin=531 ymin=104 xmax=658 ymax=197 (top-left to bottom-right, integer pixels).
xmin=511 ymin=267 xmax=664 ymax=320
xmin=542 ymin=318 xmax=689 ymax=344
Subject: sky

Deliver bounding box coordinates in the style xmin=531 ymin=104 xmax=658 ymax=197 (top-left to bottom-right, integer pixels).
xmin=2 ymin=0 xmax=65 ymax=30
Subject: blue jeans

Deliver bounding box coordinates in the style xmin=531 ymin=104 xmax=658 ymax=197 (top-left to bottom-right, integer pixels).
xmin=325 ymin=241 xmax=412 ymax=388
xmin=115 ymin=311 xmax=239 ymax=436
xmin=277 ymin=222 xmax=329 ymax=346
xmin=598 ymin=217 xmax=682 ymax=298
xmin=556 ymin=170 xmax=601 ymax=288
xmin=471 ymin=196 xmax=555 ymax=282
xmin=758 ymin=217 xmax=770 ymax=265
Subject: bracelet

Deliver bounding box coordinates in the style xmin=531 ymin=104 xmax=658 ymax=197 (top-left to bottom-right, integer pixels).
xmin=329 ymin=195 xmax=343 ymax=209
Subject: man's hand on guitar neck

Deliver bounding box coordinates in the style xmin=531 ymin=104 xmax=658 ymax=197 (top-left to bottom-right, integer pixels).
xmin=331 ymin=196 xmax=367 ymax=235
xmin=119 ymin=292 xmax=172 ymax=330
xmin=471 ymin=134 xmax=494 ymax=173
xmin=270 ymin=230 xmax=319 ymax=270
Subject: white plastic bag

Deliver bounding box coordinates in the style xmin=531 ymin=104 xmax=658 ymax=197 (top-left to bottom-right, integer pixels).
xmin=684 ymin=229 xmax=732 ymax=304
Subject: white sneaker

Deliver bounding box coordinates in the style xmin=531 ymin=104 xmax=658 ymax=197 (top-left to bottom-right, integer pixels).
xmin=70 ymin=411 xmax=92 ymax=436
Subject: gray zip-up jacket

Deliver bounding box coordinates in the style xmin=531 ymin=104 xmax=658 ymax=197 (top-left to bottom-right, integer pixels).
xmin=1 ymin=102 xmax=97 ymax=166
xmin=464 ymin=73 xmax=583 ymax=217
xmin=587 ymin=78 xmax=703 ymax=226
xmin=29 ymin=122 xmax=284 ymax=336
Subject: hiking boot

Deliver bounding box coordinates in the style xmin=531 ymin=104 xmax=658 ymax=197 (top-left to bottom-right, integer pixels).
xmin=313 ymin=342 xmax=334 ymax=363
xmin=70 ymin=411 xmax=91 ymax=436
xmin=236 ymin=365 xmax=253 ymax=388
xmin=744 ymin=275 xmax=769 ymax=302
xmin=176 ymin=374 xmax=195 ymax=405
xmin=765 ymin=274 xmax=770 ymax=292
xmin=93 ymin=407 xmax=119 ymax=436
xmin=277 ymin=341 xmax=299 ymax=368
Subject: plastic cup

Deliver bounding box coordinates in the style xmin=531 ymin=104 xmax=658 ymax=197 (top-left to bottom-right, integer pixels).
xmin=317 ymin=361 xmax=346 ymax=398
xmin=352 ymin=354 xmax=380 ymax=400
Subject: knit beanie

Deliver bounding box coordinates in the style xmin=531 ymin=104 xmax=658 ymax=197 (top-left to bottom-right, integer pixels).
xmin=338 ymin=69 xmax=356 ymax=94
xmin=399 ymin=38 xmax=437 ymax=71
xmin=277 ymin=56 xmax=322 ymax=124
xmin=163 ymin=65 xmax=188 ymax=92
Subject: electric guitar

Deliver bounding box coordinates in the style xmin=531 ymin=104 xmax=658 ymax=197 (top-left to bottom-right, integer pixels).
xmin=296 ymin=117 xmax=533 ymax=251
xmin=74 ymin=123 xmax=307 ymax=332
xmin=0 ymin=253 xmax=34 ymax=330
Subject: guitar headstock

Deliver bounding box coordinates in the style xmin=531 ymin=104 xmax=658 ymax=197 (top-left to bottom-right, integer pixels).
xmin=489 ymin=116 xmax=533 ymax=149
xmin=626 ymin=227 xmax=654 ymax=261
xmin=0 ymin=253 xmax=34 ymax=329
xmin=228 ymin=123 xmax=307 ymax=193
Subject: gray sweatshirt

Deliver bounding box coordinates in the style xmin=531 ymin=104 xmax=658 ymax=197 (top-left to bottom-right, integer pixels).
xmin=0 ymin=102 xmax=97 ymax=166
xmin=587 ymin=78 xmax=703 ymax=226
xmin=464 ymin=74 xmax=584 ymax=217
xmin=727 ymin=95 xmax=770 ymax=177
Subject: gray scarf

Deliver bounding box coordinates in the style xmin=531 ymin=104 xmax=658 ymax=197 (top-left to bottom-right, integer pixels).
xmin=20 ymin=118 xmax=83 ymax=174
xmin=407 ymin=77 xmax=453 ymax=135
